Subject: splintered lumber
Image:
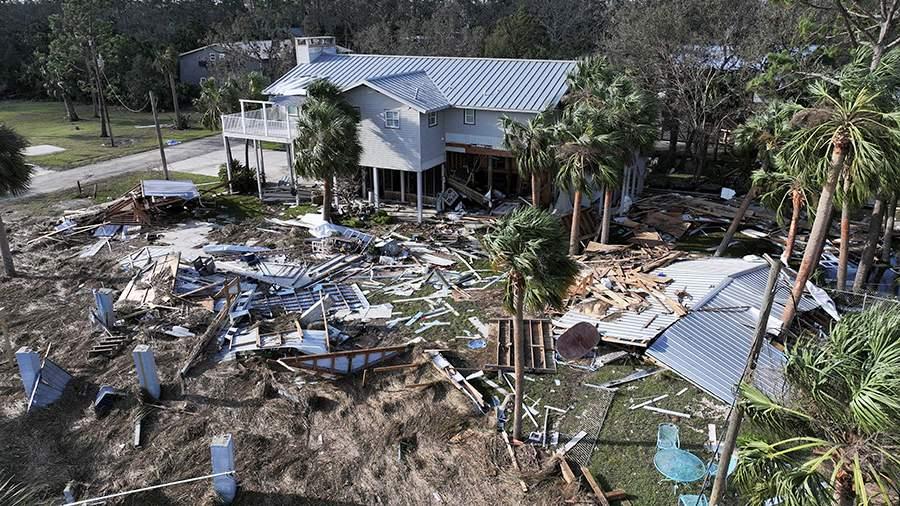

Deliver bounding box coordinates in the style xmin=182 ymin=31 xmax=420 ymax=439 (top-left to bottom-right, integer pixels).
xmin=628 ymin=394 xmax=669 ymax=410
xmin=579 ymin=465 xmax=611 ymax=506
xmin=559 ymin=458 xmax=576 ymax=484
xmin=485 ymin=319 xmax=556 ymax=373
xmin=426 ymin=351 xmax=487 ymax=412
xmin=598 ymin=368 xmax=659 ymax=389
xmin=642 ymin=405 xmax=691 ymax=418
xmin=501 ymin=431 xmax=529 ymax=492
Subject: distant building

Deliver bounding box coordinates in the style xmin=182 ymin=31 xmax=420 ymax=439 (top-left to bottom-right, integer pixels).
xmin=178 ymin=40 xmax=288 ymax=86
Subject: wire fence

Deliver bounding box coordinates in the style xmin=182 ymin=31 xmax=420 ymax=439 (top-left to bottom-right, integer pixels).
xmin=823 ymin=287 xmax=900 ymax=313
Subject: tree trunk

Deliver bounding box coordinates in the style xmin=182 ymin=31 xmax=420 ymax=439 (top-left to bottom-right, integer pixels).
xmin=852 ymin=195 xmax=885 ymax=292
xmin=91 ymin=88 xmax=99 ymax=118
xmin=715 ymin=185 xmax=758 ymax=257
xmin=322 ymin=177 xmax=333 ymax=223
xmin=881 ymin=195 xmax=896 ymax=264
xmin=167 ymin=72 xmax=182 ymax=128
xmin=837 ymin=176 xmax=852 ymax=290
xmin=531 ymin=173 xmax=540 ymax=208
xmin=782 ymin=143 xmax=846 ymax=329
xmin=600 ymin=187 xmax=612 ymax=244
xmin=783 ymin=189 xmax=802 ymax=264
xmin=834 ymin=469 xmax=856 ymax=506
xmin=692 ymin=131 xmax=708 ymax=181
xmin=62 ymin=92 xmax=80 ymax=122
xmin=511 ymin=275 xmax=526 ymax=441
xmin=0 ymin=214 xmax=15 ymax=277
xmin=568 ymin=190 xmax=582 ymax=255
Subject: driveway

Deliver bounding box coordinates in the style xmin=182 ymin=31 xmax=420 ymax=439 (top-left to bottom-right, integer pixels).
xmin=17 ymin=136 xmax=296 ymax=197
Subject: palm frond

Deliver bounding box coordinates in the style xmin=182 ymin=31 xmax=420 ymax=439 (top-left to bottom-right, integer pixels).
xmin=481 ymin=207 xmax=578 ymax=314
xmin=0 ymin=125 xmax=32 ymax=197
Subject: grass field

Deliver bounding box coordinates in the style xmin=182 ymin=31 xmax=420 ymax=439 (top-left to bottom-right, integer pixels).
xmin=0 ymin=99 xmax=216 ymax=170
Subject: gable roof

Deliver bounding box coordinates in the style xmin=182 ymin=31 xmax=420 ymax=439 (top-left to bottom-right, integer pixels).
xmin=348 ymin=71 xmax=450 ymax=113
xmin=263 ymin=53 xmax=576 ymax=113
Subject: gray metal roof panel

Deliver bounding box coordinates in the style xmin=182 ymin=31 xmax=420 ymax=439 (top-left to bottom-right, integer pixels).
xmin=645 ymin=261 xmax=821 ymax=404
xmin=264 ymin=54 xmax=576 ymax=113
xmin=358 ymin=71 xmax=450 ymax=113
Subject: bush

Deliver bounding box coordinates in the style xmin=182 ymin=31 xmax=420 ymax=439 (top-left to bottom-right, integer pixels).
xmin=371 ymin=209 xmax=393 ymax=225
xmin=218 ymin=159 xmax=257 ymax=194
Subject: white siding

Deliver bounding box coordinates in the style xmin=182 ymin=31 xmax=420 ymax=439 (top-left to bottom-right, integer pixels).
xmin=344 ymin=87 xmax=421 ymax=172
xmin=419 ymin=110 xmax=446 ymax=170
xmin=444 ymin=109 xmax=536 ymax=149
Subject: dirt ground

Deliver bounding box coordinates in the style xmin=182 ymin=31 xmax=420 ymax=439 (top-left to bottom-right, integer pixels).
xmin=0 ymin=191 xmax=590 ymax=506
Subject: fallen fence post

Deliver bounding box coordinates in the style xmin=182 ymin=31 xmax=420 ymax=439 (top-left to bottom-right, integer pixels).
xmin=211 ymin=434 xmax=237 ymax=504
xmin=93 ymin=288 xmax=116 ymax=329
xmin=133 ymin=344 xmax=161 ymax=400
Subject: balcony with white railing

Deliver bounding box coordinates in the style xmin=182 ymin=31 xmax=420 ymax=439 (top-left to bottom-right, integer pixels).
xmin=222 ymin=100 xmax=295 ymax=142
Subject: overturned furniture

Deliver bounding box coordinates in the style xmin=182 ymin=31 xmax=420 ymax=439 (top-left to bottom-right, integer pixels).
xmin=484 ymin=319 xmax=556 ymax=373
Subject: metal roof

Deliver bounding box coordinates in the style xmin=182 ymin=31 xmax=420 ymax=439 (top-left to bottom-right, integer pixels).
xmin=646 ymin=260 xmax=823 ymax=405
xmin=555 ymin=257 xmax=763 ymax=346
xmin=263 ymin=53 xmax=576 ymax=113
xmin=350 ymin=71 xmax=450 ymax=113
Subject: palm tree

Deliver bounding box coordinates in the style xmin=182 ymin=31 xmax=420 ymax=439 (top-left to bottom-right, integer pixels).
xmin=482 ymin=207 xmax=578 ymax=440
xmin=292 ymin=79 xmax=361 ymax=223
xmin=779 ymin=76 xmax=900 ymax=327
xmin=0 ymin=125 xmax=32 ymax=277
xmin=194 ymin=77 xmax=237 ymax=131
xmin=715 ymin=101 xmax=800 ymax=257
xmin=562 ymin=57 xmax=656 ymax=245
xmin=734 ymin=305 xmax=900 ymax=506
xmin=555 ymin=117 xmax=618 ymax=255
xmin=751 ymin=166 xmax=813 ymax=264
xmin=500 ymin=113 xmax=556 ymax=207
xmin=153 ymin=47 xmax=182 ymax=128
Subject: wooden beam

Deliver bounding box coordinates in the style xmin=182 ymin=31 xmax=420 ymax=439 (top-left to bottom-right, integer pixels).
xmin=445 ymin=142 xmax=513 ymax=158
xmin=579 ymin=465 xmax=611 ymax=506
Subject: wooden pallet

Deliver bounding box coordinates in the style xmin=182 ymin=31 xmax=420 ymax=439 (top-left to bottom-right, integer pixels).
xmin=484 ymin=319 xmax=556 ymax=373
xmin=89 ymin=335 xmax=130 ymax=356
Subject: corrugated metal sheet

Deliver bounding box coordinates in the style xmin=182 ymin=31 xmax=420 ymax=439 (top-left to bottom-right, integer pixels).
xmin=263 ymin=53 xmax=575 ymax=113
xmin=646 ymin=261 xmax=822 ymax=404
xmin=357 ymin=71 xmax=450 ymax=113
xmin=32 ymin=359 xmax=72 ymax=408
xmin=554 ymin=258 xmax=761 ymax=345
xmin=141 ymin=180 xmax=200 ymax=200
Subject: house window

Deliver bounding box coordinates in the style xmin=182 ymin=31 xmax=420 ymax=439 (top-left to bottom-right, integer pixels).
xmin=352 ymin=106 xmax=361 ymax=119
xmin=208 ymin=52 xmax=217 ymax=62
xmin=384 ymin=110 xmax=400 ymax=129
xmin=428 ymin=111 xmax=439 ymax=127
xmin=219 ymin=53 xmax=226 ymax=60
xmin=199 ymin=77 xmax=208 ymax=84
xmin=463 ymin=109 xmax=476 ymax=125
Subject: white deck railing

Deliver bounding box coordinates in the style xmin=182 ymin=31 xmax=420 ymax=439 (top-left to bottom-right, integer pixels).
xmin=222 ymin=100 xmax=294 ymax=141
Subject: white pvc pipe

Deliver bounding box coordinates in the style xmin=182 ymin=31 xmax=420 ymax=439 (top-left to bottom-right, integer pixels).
xmin=64 ymin=471 xmax=236 ymax=505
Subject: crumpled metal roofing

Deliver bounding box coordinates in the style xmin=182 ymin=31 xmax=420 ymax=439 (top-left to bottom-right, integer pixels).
xmin=646 ymin=260 xmax=823 ymax=404
xmin=555 ymin=258 xmax=763 ymax=345
xmin=141 ymin=180 xmax=200 ymax=200
xmin=263 ymin=53 xmax=575 ymax=113
xmin=353 ymin=71 xmax=450 ymax=113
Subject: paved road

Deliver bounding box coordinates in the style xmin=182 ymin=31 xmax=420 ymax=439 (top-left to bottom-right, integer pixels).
xmin=15 ymin=136 xmax=295 ymax=198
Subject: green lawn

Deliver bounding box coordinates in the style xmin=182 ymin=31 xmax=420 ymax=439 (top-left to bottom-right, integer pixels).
xmin=0 ymin=99 xmax=216 ymax=170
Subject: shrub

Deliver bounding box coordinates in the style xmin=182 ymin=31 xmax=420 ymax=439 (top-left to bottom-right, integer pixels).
xmin=218 ymin=159 xmax=257 ymax=194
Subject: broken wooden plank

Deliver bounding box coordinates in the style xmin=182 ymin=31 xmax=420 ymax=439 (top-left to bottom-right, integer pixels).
xmin=579 ymin=465 xmax=611 ymax=506
xmin=642 ymin=405 xmax=691 ymax=418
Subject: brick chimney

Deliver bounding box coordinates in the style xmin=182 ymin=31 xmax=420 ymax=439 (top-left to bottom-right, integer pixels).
xmin=295 ymin=36 xmax=336 ymax=65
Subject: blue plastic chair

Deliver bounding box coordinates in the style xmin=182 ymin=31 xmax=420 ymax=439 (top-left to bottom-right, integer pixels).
xmin=657 ymin=423 xmax=680 ymax=450
xmin=707 ymin=451 xmax=738 ymax=478
xmin=679 ymin=494 xmax=709 ymax=506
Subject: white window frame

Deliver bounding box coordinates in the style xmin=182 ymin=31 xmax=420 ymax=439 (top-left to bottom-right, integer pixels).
xmin=208 ymin=52 xmax=217 ymax=62
xmin=428 ymin=111 xmax=439 ymax=127
xmin=384 ymin=110 xmax=400 ymax=129
xmin=463 ymin=108 xmax=476 ymax=125
xmin=199 ymin=77 xmax=208 ymax=84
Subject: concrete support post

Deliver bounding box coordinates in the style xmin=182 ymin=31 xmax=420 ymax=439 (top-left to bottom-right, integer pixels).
xmin=441 ymin=163 xmax=446 ymax=194
xmin=93 ymin=288 xmax=116 ymax=329
xmin=15 ymin=347 xmax=41 ymax=401
xmin=211 ymin=434 xmax=237 ymax=504
xmin=372 ymin=167 xmax=380 ymax=208
xmin=258 ymin=141 xmax=266 ymax=189
xmin=132 ymin=344 xmax=161 ymax=400
xmin=416 ymin=171 xmax=424 ymax=224
xmin=223 ymin=136 xmax=233 ymax=194
xmin=400 ymin=170 xmax=406 ymax=203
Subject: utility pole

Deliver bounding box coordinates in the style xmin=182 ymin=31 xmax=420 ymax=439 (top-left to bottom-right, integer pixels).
xmin=709 ymin=255 xmax=783 ymax=505
xmin=149 ymin=91 xmax=169 ymax=180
